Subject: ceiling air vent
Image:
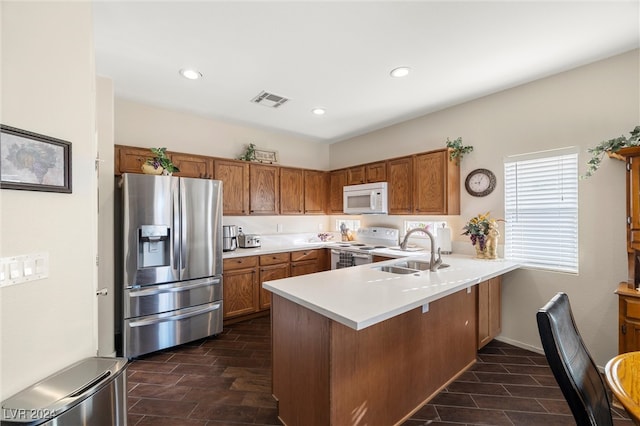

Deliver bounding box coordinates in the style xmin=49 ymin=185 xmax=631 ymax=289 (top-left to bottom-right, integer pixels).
xmin=251 ymin=90 xmax=290 ymax=108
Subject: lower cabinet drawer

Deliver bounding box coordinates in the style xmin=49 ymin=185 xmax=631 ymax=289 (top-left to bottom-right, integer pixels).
xmin=124 ymin=301 xmax=223 ymax=358
xmin=625 ymin=297 xmax=640 ymax=320
xmin=291 ymin=249 xmax=318 ymax=262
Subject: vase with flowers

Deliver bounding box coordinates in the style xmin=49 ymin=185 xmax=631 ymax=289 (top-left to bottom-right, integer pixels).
xmin=462 ymin=212 xmax=502 ymax=259
xmin=142 ymin=147 xmax=180 ymax=175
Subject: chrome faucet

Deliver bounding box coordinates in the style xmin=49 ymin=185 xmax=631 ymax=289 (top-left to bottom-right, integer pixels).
xmin=400 ymin=228 xmax=443 ymax=272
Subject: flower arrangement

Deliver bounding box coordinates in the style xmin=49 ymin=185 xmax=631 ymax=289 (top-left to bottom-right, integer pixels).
xmin=462 ymin=212 xmax=501 ymax=251
xmin=145 ymin=147 xmax=180 ymax=174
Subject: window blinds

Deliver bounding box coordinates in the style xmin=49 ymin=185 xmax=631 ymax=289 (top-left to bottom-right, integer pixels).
xmin=504 ymin=150 xmax=578 ymax=273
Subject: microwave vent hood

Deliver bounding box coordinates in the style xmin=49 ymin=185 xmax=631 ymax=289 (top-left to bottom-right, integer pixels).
xmin=343 ymin=182 xmax=388 ymax=215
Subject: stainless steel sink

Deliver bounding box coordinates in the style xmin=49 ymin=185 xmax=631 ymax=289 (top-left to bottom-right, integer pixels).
xmin=374 ymin=265 xmax=420 ymax=274
xmin=393 ymin=260 xmax=450 ymax=270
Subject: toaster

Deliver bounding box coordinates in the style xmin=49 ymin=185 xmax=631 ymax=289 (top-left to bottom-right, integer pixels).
xmin=238 ymin=234 xmax=261 ymax=248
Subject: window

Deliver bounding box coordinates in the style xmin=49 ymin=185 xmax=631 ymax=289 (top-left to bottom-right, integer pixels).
xmin=504 ymin=148 xmax=578 ymax=273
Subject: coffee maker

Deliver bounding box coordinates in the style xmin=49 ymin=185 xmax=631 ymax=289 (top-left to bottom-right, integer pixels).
xmin=223 ymin=225 xmax=237 ymax=251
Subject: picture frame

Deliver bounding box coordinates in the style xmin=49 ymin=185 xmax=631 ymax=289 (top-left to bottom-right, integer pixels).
xmin=1 ymin=125 xmax=72 ymax=193
xmin=253 ymin=148 xmax=278 ymax=164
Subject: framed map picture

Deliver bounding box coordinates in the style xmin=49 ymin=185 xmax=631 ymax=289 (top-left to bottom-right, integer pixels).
xmin=1 ymin=125 xmax=72 ymax=193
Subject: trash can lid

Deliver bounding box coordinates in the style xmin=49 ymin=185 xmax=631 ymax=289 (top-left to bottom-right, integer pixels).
xmin=1 ymin=357 xmax=127 ymax=418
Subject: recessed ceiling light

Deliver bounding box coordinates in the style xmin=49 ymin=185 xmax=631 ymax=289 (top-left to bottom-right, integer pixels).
xmin=390 ymin=67 xmax=410 ymax=78
xmin=179 ymin=68 xmax=202 ymax=80
xmin=312 ymin=108 xmax=326 ymax=116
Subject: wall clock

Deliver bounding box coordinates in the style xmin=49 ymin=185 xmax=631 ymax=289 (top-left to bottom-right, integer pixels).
xmin=465 ymin=168 xmax=496 ymax=197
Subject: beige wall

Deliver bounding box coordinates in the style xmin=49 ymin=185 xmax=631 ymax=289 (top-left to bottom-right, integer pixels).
xmin=331 ymin=49 xmax=640 ymax=366
xmin=1 ymin=2 xmax=97 ymax=398
xmin=114 ymin=98 xmax=331 ymax=170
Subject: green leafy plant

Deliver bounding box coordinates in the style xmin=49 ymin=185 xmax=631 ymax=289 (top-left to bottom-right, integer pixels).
xmin=238 ymin=143 xmax=256 ymax=161
xmin=145 ymin=147 xmax=180 ymax=173
xmin=583 ymin=125 xmax=640 ymax=178
xmin=462 ymin=212 xmax=502 ymax=251
xmin=446 ymin=137 xmax=473 ymax=165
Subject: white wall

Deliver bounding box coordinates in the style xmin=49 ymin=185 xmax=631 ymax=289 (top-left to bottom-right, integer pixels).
xmin=330 ymin=49 xmax=639 ymax=366
xmin=1 ymin=2 xmax=97 ymax=398
xmin=114 ymin=98 xmax=331 ymax=170
xmin=97 ymin=76 xmax=115 ymax=356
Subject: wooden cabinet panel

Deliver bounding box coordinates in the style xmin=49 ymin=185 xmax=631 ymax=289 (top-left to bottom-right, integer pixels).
xmin=223 ymin=267 xmax=258 ymax=318
xmin=215 ymin=159 xmax=249 ymax=215
xmin=617 ymin=284 xmax=640 ymax=354
xmin=372 ymin=255 xmax=393 ymax=263
xmin=259 ymin=252 xmax=290 ymax=266
xmin=291 ymin=249 xmax=318 ymax=262
xmin=250 ymin=164 xmax=279 ymax=215
xmin=172 ymin=153 xmax=213 ymax=179
xmin=347 ymin=166 xmax=366 ymax=185
xmin=329 ymin=169 xmax=348 ymax=214
xmin=629 ymin=157 xmax=640 ymax=251
xmin=280 ymin=167 xmax=304 ymax=215
xmin=290 ymin=260 xmax=320 ymax=277
xmin=223 ymin=256 xmax=258 ymax=271
xmin=387 ymin=156 xmax=413 ymax=214
xmin=115 ymin=145 xmax=155 ymax=175
xmin=259 ymin=263 xmax=289 ymax=310
xmin=414 ymin=150 xmax=460 ymax=215
xmin=304 ymin=170 xmax=327 ymax=214
xmin=366 ymin=161 xmax=387 ymax=183
xmin=477 ymin=276 xmax=502 ymax=349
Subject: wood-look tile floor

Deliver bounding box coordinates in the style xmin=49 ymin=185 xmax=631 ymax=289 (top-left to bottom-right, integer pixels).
xmin=126 ymin=315 xmax=632 ymax=426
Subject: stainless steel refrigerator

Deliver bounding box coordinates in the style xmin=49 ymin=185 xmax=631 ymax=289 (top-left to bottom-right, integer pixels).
xmin=115 ymin=173 xmax=223 ymax=358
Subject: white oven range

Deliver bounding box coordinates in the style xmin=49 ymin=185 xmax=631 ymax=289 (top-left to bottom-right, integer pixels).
xmin=330 ymin=227 xmax=399 ymax=270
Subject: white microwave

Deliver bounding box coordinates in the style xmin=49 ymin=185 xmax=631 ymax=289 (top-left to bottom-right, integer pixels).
xmin=343 ymin=182 xmax=388 ymax=214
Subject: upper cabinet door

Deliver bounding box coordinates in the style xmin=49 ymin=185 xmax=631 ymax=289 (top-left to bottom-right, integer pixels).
xmin=280 ymin=167 xmax=304 ymax=215
xmin=387 ymin=156 xmax=413 ymax=214
xmin=250 ymin=164 xmax=279 ymax=215
xmin=304 ymin=170 xmax=327 ymax=214
xmin=172 ymin=153 xmax=214 ymax=179
xmin=366 ymin=161 xmax=387 ymax=183
xmin=413 ymin=150 xmax=460 ymax=215
xmin=115 ymin=145 xmax=156 ymax=175
xmin=214 ymin=159 xmax=249 ymax=215
xmin=329 ymin=169 xmax=348 ymax=214
xmin=347 ymin=166 xmax=366 ymax=185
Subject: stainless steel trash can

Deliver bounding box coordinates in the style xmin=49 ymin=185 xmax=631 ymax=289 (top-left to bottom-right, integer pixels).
xmin=1 ymin=357 xmax=128 ymax=425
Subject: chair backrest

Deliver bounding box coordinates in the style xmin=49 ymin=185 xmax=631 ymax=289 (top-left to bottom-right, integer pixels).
xmin=536 ymin=292 xmax=613 ymax=426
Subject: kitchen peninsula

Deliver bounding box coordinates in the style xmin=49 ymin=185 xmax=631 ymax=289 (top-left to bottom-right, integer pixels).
xmin=263 ymin=255 xmax=519 ymax=426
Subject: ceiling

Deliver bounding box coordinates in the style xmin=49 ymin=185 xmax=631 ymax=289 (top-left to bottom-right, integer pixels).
xmin=92 ymin=1 xmax=639 ymax=144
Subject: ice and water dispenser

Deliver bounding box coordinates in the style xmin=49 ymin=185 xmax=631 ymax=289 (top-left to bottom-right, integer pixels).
xmin=138 ymin=225 xmax=170 ymax=268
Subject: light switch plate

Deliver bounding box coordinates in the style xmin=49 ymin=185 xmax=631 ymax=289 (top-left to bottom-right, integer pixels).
xmin=0 ymin=253 xmax=49 ymax=287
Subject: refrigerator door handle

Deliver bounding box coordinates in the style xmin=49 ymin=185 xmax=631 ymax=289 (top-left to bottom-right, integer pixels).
xmin=129 ymin=277 xmax=221 ymax=297
xmin=128 ymin=303 xmax=222 ymax=327
xmin=173 ymin=180 xmax=180 ymax=273
xmin=180 ymin=178 xmax=187 ymax=277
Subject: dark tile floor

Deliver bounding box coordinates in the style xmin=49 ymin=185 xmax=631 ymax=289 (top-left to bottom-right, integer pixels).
xmin=126 ymin=315 xmax=632 ymax=426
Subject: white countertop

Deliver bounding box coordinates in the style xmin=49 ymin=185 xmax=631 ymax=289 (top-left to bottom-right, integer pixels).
xmin=262 ymin=253 xmax=519 ymax=331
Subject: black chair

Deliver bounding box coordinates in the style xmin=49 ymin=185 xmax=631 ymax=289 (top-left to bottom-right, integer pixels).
xmin=537 ymin=292 xmax=613 ymax=426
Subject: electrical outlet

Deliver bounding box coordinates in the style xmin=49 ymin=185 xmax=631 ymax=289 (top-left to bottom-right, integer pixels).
xmin=277 ymin=224 xmax=283 ymax=233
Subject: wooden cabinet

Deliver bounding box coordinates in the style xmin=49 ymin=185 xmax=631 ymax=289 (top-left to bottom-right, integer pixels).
xmin=304 ymin=170 xmax=327 ymax=214
xmin=280 ymin=167 xmax=304 ymax=214
xmin=616 ymin=283 xmax=640 ymax=353
xmin=627 ymin=153 xmax=640 ymax=252
xmin=290 ymin=249 xmax=322 ymax=276
xmin=414 ymin=149 xmax=460 ymax=215
xmin=366 ymin=161 xmax=387 ymax=183
xmin=477 ymin=276 xmax=502 ymax=349
xmin=250 ymin=164 xmax=279 ymax=215
xmin=215 ymin=159 xmax=250 ymax=215
xmin=372 ymin=255 xmax=394 ymax=263
xmin=347 ymin=166 xmax=366 ymax=185
xmin=172 ymin=153 xmax=214 ymax=179
xmin=329 ymin=169 xmax=348 ymax=214
xmin=259 ymin=253 xmax=290 ymax=310
xmin=387 ymin=156 xmax=413 ymax=214
xmin=223 ymin=256 xmax=259 ymax=319
xmin=115 ymin=145 xmax=155 ymax=175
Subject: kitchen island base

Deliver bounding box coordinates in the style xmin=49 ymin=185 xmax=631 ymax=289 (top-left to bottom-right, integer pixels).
xmin=271 ymin=287 xmax=478 ymax=426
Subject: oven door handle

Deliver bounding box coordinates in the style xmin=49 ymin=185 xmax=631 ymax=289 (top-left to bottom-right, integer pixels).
xmin=351 ymin=253 xmax=372 ymax=259
xmin=331 ymin=249 xmax=344 ymax=255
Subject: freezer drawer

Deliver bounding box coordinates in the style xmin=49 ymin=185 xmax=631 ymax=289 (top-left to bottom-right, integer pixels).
xmin=124 ymin=276 xmax=222 ymax=318
xmin=1 ymin=357 xmax=127 ymax=426
xmin=124 ymin=301 xmax=223 ymax=358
